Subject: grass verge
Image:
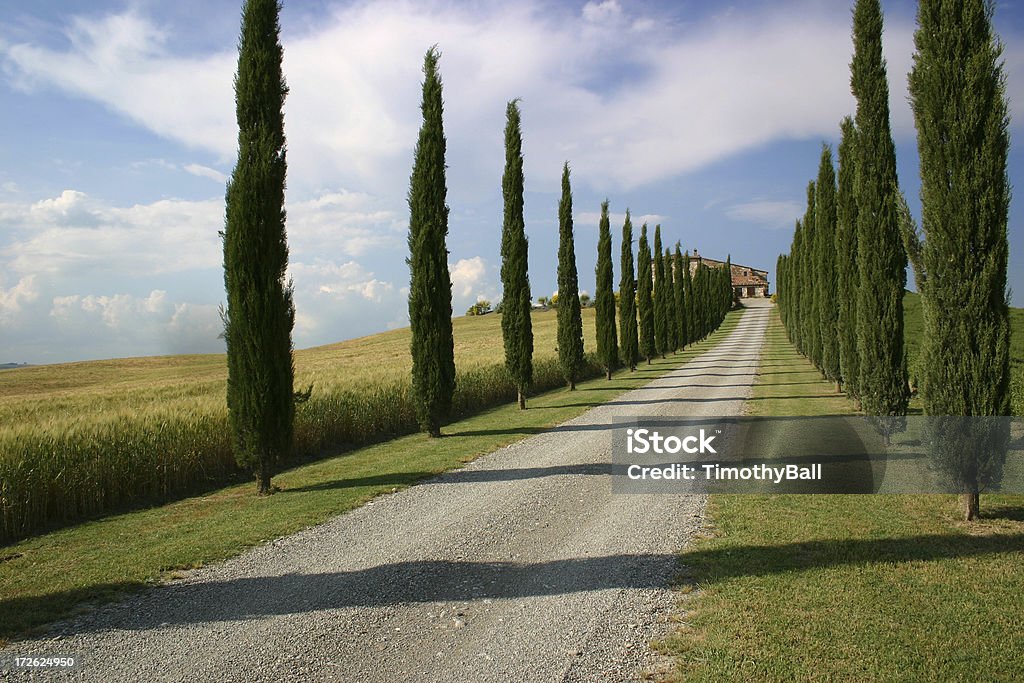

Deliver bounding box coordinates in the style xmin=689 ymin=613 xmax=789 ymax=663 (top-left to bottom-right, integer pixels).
xmin=0 ymin=309 xmax=744 ymax=645
xmin=661 ymin=306 xmax=1024 ymax=682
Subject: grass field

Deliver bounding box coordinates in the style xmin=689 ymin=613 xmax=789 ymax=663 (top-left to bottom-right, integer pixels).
xmin=662 ymin=307 xmax=1024 ymax=681
xmin=1 ymin=308 xmax=603 ymax=544
xmin=0 ymin=309 xmax=745 ymax=644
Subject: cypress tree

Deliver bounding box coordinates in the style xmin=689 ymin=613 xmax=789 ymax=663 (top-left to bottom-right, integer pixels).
xmin=408 ymin=47 xmax=456 ymax=437
xmin=816 ymin=144 xmax=841 ymax=388
xmin=556 ymin=162 xmax=585 ymax=389
xmin=908 ymin=0 xmax=1011 ymax=520
xmin=851 ymin=0 xmax=908 ymax=420
xmin=800 ymin=181 xmax=820 ymax=367
xmin=790 ymin=220 xmax=804 ymax=349
xmin=499 ymin=99 xmax=533 ymax=409
xmin=665 ymin=248 xmax=679 ymax=352
xmin=636 ymin=224 xmax=656 ymax=363
xmin=594 ymin=200 xmax=618 ymax=379
xmin=777 ymin=254 xmax=788 ymax=329
xmin=618 ymin=211 xmax=639 ymax=370
xmin=222 ymin=0 xmax=295 ymax=496
xmin=683 ymin=251 xmax=694 ymax=346
xmin=653 ymin=225 xmax=669 ymax=357
xmin=836 ymin=116 xmax=860 ymax=398
xmin=673 ymin=244 xmax=687 ymax=348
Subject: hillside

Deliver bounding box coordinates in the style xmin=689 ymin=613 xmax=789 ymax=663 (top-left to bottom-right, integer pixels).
xmin=0 ymin=308 xmax=596 ymax=431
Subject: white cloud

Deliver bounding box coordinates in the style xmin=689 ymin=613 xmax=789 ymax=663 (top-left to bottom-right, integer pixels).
xmin=4 ymin=191 xmax=224 ymax=277
xmin=184 ymin=163 xmax=228 ymax=184
xmin=449 ymin=256 xmax=498 ymax=313
xmin=575 ymin=211 xmax=667 ymax=228
xmin=48 ymin=290 xmax=223 ymax=357
xmin=7 ymin=1 xmax=1007 ymax=196
xmin=0 ymin=274 xmax=38 ymax=322
xmin=724 ymin=199 xmax=804 ymax=229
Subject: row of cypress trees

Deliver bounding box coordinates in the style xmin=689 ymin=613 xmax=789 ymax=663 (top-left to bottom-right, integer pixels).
xmin=598 ymin=216 xmax=733 ymax=377
xmin=776 ymin=0 xmax=1011 ymax=520
xmin=220 ymin=2 xmax=735 ymax=492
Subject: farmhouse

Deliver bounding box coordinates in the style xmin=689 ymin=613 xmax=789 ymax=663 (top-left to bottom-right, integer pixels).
xmin=688 ymin=250 xmax=770 ymax=299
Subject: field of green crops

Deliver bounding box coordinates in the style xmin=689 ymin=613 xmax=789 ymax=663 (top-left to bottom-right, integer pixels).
xmin=0 ymin=308 xmax=601 ymax=545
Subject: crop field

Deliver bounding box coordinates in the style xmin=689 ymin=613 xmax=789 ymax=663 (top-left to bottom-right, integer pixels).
xmin=0 ymin=308 xmax=601 ymax=545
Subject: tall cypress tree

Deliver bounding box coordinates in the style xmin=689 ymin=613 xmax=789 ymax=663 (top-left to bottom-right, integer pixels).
xmin=789 ymin=220 xmax=804 ymax=349
xmin=683 ymin=251 xmax=695 ymax=345
xmin=556 ymin=162 xmax=585 ymax=389
xmin=665 ymin=248 xmax=679 ymax=352
xmin=618 ymin=211 xmax=639 ymax=370
xmin=673 ymin=244 xmax=687 ymax=349
xmin=652 ymin=225 xmax=669 ymax=358
xmin=499 ymin=99 xmax=533 ymax=410
xmin=800 ymin=180 xmax=820 ymax=367
xmin=222 ymin=0 xmax=295 ymax=496
xmin=408 ymin=47 xmax=456 ymax=437
xmin=851 ymin=0 xmax=908 ymax=420
xmin=816 ymin=144 xmax=840 ymax=388
xmin=908 ymin=0 xmax=1010 ymax=520
xmin=594 ymin=200 xmax=618 ymax=379
xmin=836 ymin=116 xmax=860 ymax=398
xmin=636 ymin=224 xmax=656 ymax=363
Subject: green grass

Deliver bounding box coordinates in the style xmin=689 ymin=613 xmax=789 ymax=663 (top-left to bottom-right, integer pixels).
xmin=1 ymin=309 xmax=607 ymax=544
xmin=0 ymin=309 xmax=745 ymax=645
xmin=661 ymin=307 xmax=1024 ymax=682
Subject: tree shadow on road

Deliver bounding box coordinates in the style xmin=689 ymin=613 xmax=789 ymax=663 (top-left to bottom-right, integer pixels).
xmin=9 ymin=533 xmax=1024 ymax=638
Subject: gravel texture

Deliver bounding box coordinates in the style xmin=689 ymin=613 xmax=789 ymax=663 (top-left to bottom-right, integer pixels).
xmin=1 ymin=302 xmax=770 ymax=683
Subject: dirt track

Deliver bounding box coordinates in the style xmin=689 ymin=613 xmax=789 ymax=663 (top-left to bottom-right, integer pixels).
xmin=2 ymin=301 xmax=771 ymax=683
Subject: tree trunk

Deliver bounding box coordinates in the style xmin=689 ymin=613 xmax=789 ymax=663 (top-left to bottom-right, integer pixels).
xmin=256 ymin=458 xmax=273 ymax=496
xmin=517 ymin=389 xmax=526 ymax=410
xmin=835 ymin=380 xmax=842 ymax=393
xmin=569 ymin=380 xmax=576 ymax=391
xmin=960 ymin=492 xmax=980 ymax=521
xmin=428 ymin=423 xmax=442 ymax=438
xmin=606 ymin=369 xmax=612 ymax=380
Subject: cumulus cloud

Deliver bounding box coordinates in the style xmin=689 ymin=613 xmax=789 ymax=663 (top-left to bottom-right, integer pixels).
xmin=47 ymin=290 xmax=223 ymax=358
xmin=724 ymin=200 xmax=804 ymax=230
xmin=449 ymin=256 xmax=498 ymax=313
xmin=0 ymin=274 xmax=38 ymax=322
xmin=0 ymin=188 xmax=408 ymax=361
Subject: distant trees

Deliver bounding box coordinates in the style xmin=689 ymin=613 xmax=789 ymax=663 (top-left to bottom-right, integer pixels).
xmin=636 ymin=224 xmax=656 ymax=363
xmin=222 ymin=0 xmax=296 ymax=495
xmin=556 ymin=163 xmax=585 ymax=389
xmin=407 ymin=47 xmax=456 ymax=438
xmin=594 ymin=200 xmax=619 ymax=380
xmin=618 ymin=211 xmax=639 ymax=371
xmin=499 ymin=99 xmax=533 ymax=410
xmin=665 ymin=247 xmax=679 ymax=352
xmin=907 ymin=0 xmax=1011 ymax=520
xmin=653 ymin=225 xmax=670 ymax=358
xmin=682 ymin=251 xmax=695 ymax=347
xmin=673 ymin=244 xmax=687 ymax=349
xmin=851 ymin=0 xmax=908 ymax=421
xmin=466 ymin=300 xmax=492 ymax=316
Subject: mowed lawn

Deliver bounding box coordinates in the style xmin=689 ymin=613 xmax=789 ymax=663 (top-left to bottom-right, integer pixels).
xmin=662 ymin=307 xmax=1024 ymax=681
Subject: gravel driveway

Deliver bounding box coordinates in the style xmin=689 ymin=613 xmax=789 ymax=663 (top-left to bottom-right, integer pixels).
xmin=2 ymin=302 xmax=770 ymax=682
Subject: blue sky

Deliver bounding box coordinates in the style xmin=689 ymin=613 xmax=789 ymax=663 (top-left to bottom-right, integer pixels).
xmin=1 ymin=0 xmax=1022 ymax=364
